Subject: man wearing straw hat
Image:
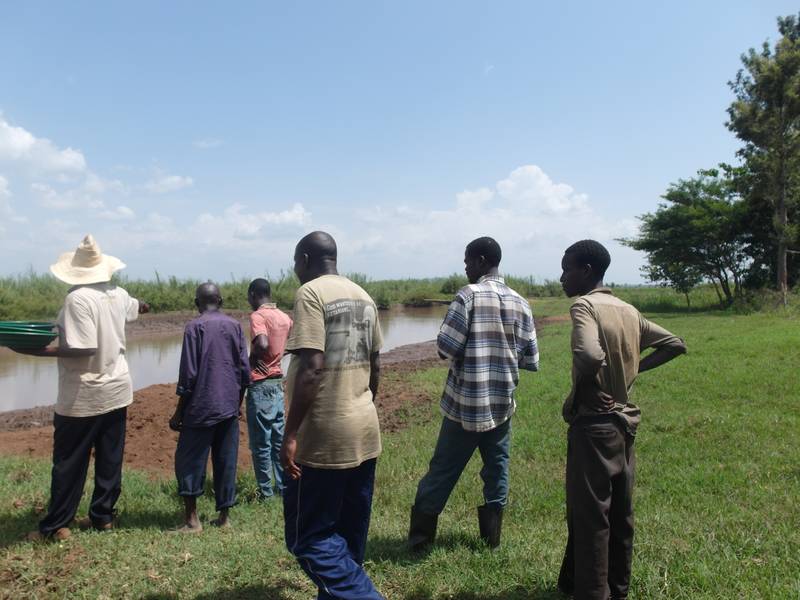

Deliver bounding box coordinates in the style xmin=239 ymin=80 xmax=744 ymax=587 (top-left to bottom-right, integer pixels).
xmin=11 ymin=235 xmax=148 ymax=541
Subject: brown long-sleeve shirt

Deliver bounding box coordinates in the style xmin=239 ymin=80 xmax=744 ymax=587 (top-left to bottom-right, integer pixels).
xmin=563 ymin=288 xmax=685 ymax=434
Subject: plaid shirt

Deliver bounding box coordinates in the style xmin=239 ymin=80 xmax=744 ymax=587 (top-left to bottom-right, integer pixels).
xmin=437 ymin=274 xmax=539 ymax=432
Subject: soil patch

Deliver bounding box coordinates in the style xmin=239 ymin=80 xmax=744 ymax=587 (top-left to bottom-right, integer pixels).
xmin=0 ymin=341 xmax=444 ymax=477
xmin=0 ymin=316 xmax=565 ymax=477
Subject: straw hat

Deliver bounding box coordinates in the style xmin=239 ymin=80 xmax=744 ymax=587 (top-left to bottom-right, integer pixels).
xmin=50 ymin=234 xmax=126 ymax=285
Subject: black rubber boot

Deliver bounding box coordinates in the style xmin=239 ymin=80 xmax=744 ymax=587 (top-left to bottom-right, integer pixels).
xmin=408 ymin=505 xmax=438 ymax=551
xmin=477 ymin=504 xmax=503 ymax=549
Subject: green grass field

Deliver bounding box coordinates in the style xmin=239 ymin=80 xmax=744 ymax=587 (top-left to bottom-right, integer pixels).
xmin=1 ymin=310 xmax=798 ymax=599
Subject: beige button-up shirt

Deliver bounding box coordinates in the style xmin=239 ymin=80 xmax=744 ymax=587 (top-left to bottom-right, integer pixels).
xmin=563 ymin=288 xmax=684 ymax=434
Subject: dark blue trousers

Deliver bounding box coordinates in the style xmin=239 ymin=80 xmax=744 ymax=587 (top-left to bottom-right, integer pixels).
xmin=283 ymin=458 xmax=384 ymax=600
xmin=175 ymin=416 xmax=238 ymax=511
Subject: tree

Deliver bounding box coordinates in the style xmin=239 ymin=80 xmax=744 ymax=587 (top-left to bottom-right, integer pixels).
xmin=620 ymin=169 xmax=750 ymax=306
xmin=727 ymin=14 xmax=800 ymax=305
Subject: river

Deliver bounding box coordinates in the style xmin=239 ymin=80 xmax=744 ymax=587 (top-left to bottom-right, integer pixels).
xmin=0 ymin=305 xmax=447 ymax=412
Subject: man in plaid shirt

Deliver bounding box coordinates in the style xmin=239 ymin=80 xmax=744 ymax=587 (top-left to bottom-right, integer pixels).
xmin=408 ymin=237 xmax=539 ymax=550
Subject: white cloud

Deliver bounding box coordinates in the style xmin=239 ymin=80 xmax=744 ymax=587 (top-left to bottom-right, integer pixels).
xmin=98 ymin=205 xmax=135 ymax=220
xmin=0 ymin=175 xmax=28 ymax=232
xmin=347 ymin=164 xmax=641 ymax=281
xmin=193 ymin=138 xmax=223 ymax=149
xmin=31 ymin=182 xmax=105 ymax=210
xmin=143 ymin=173 xmax=194 ymax=194
xmin=194 ymin=202 xmax=311 ymax=243
xmin=0 ymin=116 xmax=86 ymax=174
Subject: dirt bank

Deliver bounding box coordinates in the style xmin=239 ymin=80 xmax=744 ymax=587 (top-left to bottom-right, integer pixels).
xmin=0 ymin=340 xmax=442 ymax=477
xmin=0 ymin=316 xmax=566 ymax=477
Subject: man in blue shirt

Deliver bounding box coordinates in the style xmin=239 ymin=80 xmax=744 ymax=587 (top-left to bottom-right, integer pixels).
xmin=169 ymin=283 xmax=251 ymax=532
xmin=409 ymin=237 xmax=539 ymax=550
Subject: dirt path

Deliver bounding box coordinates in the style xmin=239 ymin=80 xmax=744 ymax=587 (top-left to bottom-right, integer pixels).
xmin=0 ymin=317 xmax=566 ymax=478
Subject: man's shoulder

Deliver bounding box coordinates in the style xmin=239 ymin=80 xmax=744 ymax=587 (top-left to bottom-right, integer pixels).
xmin=306 ymin=275 xmax=373 ymax=304
xmin=584 ymin=289 xmax=636 ymax=311
xmin=455 ymin=282 xmax=482 ymax=301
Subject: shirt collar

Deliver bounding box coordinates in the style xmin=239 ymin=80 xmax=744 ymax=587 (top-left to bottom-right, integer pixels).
xmin=259 ymin=302 xmax=277 ymax=309
xmin=478 ymin=274 xmax=505 ymax=284
xmin=586 ymin=287 xmax=613 ymax=296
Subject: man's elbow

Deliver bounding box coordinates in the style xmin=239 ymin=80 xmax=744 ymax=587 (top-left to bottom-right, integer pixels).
xmin=669 ymin=339 xmax=688 ymax=356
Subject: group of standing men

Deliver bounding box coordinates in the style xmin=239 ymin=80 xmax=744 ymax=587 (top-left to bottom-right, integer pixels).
xmin=16 ymin=231 xmax=686 ymax=600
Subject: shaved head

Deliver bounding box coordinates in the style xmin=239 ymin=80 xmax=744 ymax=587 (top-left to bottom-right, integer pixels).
xmin=296 ymin=231 xmax=337 ymax=262
xmin=294 ymin=231 xmax=339 ymax=284
xmin=195 ymin=282 xmax=222 ymax=312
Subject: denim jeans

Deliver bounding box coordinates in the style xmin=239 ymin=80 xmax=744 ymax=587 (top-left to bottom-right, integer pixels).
xmin=175 ymin=416 xmax=239 ymax=511
xmin=246 ymin=378 xmax=285 ymax=497
xmin=414 ymin=416 xmax=511 ymax=515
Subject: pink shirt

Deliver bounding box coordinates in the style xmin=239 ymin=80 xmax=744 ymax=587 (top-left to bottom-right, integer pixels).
xmin=249 ymin=304 xmax=293 ymax=381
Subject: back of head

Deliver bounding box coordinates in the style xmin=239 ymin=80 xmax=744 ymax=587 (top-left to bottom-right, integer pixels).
xmin=195 ymin=282 xmax=222 ymax=311
xmin=248 ymin=278 xmax=271 ymax=298
xmin=296 ymin=231 xmax=338 ymax=265
xmin=466 ymin=236 xmax=502 ymax=267
xmin=564 ymin=240 xmax=611 ymax=279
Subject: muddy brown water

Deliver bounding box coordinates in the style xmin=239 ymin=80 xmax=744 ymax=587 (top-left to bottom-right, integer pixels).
xmin=0 ymin=306 xmax=447 ymax=413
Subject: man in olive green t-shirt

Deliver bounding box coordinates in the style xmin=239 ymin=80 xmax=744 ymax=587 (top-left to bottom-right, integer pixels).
xmin=281 ymin=231 xmax=384 ymax=600
xmin=557 ymin=240 xmax=686 ymax=600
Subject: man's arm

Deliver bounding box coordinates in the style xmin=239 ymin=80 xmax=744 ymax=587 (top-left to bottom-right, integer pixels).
xmin=638 ymin=315 xmax=687 ymax=374
xmin=248 ymin=311 xmax=270 ymax=368
xmin=570 ymin=301 xmax=615 ymax=411
xmin=174 ymin=327 xmax=198 ymax=428
xmin=252 ymin=334 xmax=269 ymax=354
xmin=571 ymin=302 xmax=606 ymax=376
xmin=639 ymin=345 xmax=686 ymax=373
xmin=10 ymin=345 xmax=96 ymax=358
xmin=280 ymin=348 xmax=324 ymax=480
xmin=14 ymin=294 xmax=100 ymax=358
xmin=369 ymin=351 xmax=380 ymax=401
xmin=437 ymin=293 xmax=470 ymax=361
xmin=170 ymin=395 xmax=187 ymax=431
xmin=518 ymin=305 xmax=540 ymax=372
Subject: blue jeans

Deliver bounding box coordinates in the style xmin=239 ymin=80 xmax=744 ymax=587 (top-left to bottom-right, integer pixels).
xmin=246 ymin=378 xmax=285 ymax=497
xmin=283 ymin=459 xmax=383 ymax=600
xmin=414 ymin=416 xmax=511 ymax=515
xmin=175 ymin=416 xmax=239 ymax=511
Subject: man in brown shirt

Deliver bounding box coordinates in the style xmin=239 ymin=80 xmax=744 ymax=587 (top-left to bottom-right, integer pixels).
xmin=557 ymin=240 xmax=686 ymax=600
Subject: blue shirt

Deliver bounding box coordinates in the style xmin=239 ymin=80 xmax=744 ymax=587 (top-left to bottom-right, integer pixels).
xmin=177 ymin=310 xmax=251 ymax=427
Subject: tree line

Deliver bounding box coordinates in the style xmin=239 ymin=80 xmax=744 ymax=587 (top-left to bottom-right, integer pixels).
xmin=622 ymin=14 xmax=800 ymax=306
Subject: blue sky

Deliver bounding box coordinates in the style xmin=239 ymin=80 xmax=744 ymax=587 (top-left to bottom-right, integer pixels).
xmin=1 ymin=1 xmax=797 ymax=283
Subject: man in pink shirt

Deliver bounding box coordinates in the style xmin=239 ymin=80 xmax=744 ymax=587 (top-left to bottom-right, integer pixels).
xmin=246 ymin=278 xmax=293 ymax=499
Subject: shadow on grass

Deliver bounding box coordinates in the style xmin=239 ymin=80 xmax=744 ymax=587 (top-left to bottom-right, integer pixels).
xmin=141 ymin=580 xmax=307 ymax=600
xmin=402 ymin=587 xmax=563 ymax=600
xmin=0 ymin=505 xmax=184 ymax=548
xmin=116 ymin=506 xmax=185 ymax=531
xmin=0 ymin=510 xmax=42 ymax=548
xmin=367 ymin=532 xmax=492 ymax=565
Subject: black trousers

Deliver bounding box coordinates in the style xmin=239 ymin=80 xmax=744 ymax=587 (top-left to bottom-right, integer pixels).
xmin=39 ymin=407 xmax=127 ymax=535
xmin=558 ymin=417 xmax=636 ymax=600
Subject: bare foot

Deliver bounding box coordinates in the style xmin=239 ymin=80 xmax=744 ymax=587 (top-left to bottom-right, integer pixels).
xmin=210 ymin=517 xmax=231 ymax=528
xmin=168 ymin=523 xmax=203 ymax=534
xmin=25 ymin=527 xmax=71 ymax=542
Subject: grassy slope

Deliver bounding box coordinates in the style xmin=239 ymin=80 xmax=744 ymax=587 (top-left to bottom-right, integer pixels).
xmin=0 ymin=311 xmax=798 ymax=599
